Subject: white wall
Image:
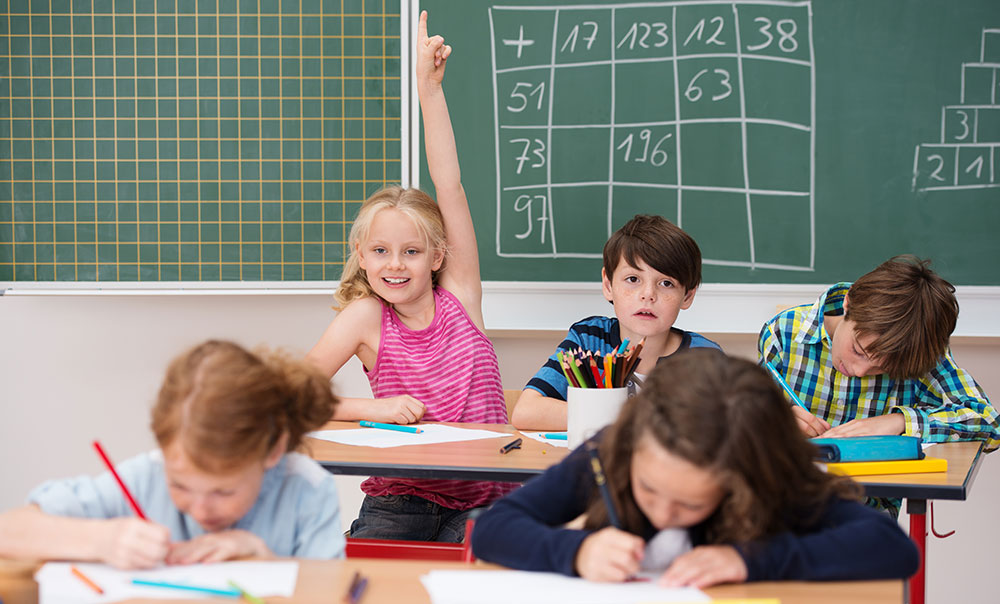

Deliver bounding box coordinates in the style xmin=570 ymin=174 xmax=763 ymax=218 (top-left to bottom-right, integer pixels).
xmin=1 ymin=293 xmax=997 ymax=604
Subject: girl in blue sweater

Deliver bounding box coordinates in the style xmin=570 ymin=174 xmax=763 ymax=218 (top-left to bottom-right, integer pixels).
xmin=472 ymin=349 xmax=918 ymax=587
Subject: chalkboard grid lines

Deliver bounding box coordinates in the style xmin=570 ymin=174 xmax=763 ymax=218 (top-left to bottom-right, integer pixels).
xmin=489 ymin=0 xmax=815 ymax=272
xmin=913 ymin=27 xmax=1000 ymax=192
xmin=0 ymin=0 xmax=401 ymax=283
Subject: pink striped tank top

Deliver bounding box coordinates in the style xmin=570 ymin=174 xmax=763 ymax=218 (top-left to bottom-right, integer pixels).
xmin=361 ymin=287 xmax=515 ymax=509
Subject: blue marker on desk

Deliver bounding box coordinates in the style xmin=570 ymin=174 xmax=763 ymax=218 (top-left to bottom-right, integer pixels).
xmin=359 ymin=420 xmax=423 ymax=433
xmin=763 ymin=360 xmax=810 ymax=412
xmin=541 ymin=433 xmax=568 ymax=440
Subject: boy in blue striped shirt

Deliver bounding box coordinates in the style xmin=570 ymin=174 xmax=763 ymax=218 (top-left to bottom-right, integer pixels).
xmin=511 ymin=215 xmax=720 ymax=431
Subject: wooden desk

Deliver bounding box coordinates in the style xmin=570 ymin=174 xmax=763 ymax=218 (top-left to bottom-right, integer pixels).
xmin=0 ymin=558 xmax=904 ymax=604
xmin=308 ymin=421 xmax=562 ymax=482
xmin=852 ymin=441 xmax=984 ymax=604
xmin=310 ymin=424 xmax=984 ymax=604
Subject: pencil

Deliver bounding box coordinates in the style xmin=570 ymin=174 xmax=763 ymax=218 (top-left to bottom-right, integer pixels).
xmin=92 ymin=440 xmax=147 ymax=520
xmin=568 ymin=354 xmax=589 ymax=388
xmin=132 ymin=578 xmax=241 ymax=597
xmin=622 ymin=337 xmax=645 ymax=383
xmin=603 ymin=353 xmax=613 ymax=388
xmin=763 ymin=360 xmax=810 ymax=412
xmin=557 ymin=351 xmax=579 ymax=387
xmin=228 ymin=580 xmax=265 ymax=604
xmin=359 ymin=420 xmax=423 ymax=433
xmin=613 ymin=354 xmax=625 ymax=388
xmin=71 ymin=565 xmax=104 ymax=595
xmin=586 ymin=442 xmax=622 ymax=529
xmin=588 ymin=355 xmax=602 ymax=388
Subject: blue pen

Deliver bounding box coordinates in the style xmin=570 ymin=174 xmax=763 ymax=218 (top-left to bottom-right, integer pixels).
xmin=359 ymin=420 xmax=423 ymax=434
xmin=541 ymin=433 xmax=568 ymax=440
xmin=763 ymin=360 xmax=810 ymax=412
xmin=132 ymin=578 xmax=241 ymax=598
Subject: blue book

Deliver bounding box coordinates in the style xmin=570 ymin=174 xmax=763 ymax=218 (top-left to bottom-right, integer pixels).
xmin=810 ymin=435 xmax=924 ymax=462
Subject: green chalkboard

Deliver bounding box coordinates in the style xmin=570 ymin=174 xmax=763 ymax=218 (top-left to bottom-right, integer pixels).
xmin=0 ymin=0 xmax=400 ymax=283
xmin=419 ymin=0 xmax=1000 ymax=285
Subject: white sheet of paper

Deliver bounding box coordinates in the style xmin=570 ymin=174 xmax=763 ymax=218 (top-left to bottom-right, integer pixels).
xmin=419 ymin=569 xmax=709 ymax=604
xmin=35 ymin=560 xmax=298 ymax=604
xmin=309 ymin=423 xmax=510 ymax=448
xmin=520 ymin=432 xmax=570 ymax=448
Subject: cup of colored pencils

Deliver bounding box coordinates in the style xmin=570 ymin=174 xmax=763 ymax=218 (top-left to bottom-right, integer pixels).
xmin=564 ymin=338 xmax=643 ymax=448
xmin=557 ymin=337 xmax=644 ymax=389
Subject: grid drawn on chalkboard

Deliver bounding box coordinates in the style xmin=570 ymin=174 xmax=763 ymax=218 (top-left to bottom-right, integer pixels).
xmin=489 ymin=0 xmax=815 ymax=272
xmin=0 ymin=0 xmax=401 ymax=283
xmin=912 ymin=27 xmax=1000 ymax=193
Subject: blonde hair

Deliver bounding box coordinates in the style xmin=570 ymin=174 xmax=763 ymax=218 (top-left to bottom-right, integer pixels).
xmin=334 ymin=185 xmax=447 ymax=310
xmin=151 ymin=340 xmax=338 ymax=474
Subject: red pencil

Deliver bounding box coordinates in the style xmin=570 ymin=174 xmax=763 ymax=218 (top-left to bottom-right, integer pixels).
xmin=92 ymin=440 xmax=147 ymax=520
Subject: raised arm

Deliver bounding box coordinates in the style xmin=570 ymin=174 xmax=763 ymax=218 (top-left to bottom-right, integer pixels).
xmin=416 ymin=11 xmax=483 ymax=323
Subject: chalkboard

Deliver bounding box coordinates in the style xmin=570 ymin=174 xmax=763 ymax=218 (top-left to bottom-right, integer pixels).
xmin=0 ymin=0 xmax=401 ymax=283
xmin=419 ymin=0 xmax=1000 ymax=285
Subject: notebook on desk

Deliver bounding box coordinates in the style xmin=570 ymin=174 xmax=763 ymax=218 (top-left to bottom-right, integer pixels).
xmin=810 ymin=435 xmax=924 ymax=462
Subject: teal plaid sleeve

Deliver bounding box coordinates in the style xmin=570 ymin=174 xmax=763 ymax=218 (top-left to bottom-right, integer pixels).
xmin=893 ymin=350 xmax=999 ymax=451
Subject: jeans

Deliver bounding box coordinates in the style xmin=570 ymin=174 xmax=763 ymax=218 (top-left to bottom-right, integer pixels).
xmin=349 ymin=494 xmax=479 ymax=542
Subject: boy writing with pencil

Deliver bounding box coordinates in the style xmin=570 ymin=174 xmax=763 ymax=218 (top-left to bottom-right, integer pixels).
xmin=759 ymin=256 xmax=999 ymax=493
xmin=511 ymin=215 xmax=721 ymax=431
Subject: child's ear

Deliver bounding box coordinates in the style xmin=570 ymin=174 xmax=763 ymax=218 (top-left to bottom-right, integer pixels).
xmin=264 ymin=432 xmax=289 ymax=469
xmin=842 ymin=292 xmax=850 ymax=314
xmin=355 ymin=241 xmax=366 ymax=270
xmin=601 ymin=268 xmax=614 ymax=303
xmin=431 ymin=246 xmax=445 ymax=271
xmin=680 ymin=285 xmax=698 ymax=310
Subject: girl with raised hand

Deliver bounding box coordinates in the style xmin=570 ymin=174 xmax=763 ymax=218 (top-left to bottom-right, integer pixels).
xmin=305 ymin=11 xmax=512 ymax=542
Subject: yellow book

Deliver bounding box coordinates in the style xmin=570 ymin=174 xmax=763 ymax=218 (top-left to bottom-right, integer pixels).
xmin=823 ymin=456 xmax=947 ymax=477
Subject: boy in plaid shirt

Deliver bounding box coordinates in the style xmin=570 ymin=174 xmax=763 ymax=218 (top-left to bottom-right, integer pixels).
xmin=759 ymin=255 xmax=998 ymax=448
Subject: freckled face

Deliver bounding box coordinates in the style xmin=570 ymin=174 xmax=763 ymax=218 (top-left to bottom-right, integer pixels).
xmin=602 ymin=257 xmax=695 ymax=339
xmin=630 ymin=432 xmax=725 ymax=531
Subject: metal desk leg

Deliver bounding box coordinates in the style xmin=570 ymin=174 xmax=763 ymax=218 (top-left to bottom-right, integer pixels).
xmin=908 ymin=499 xmax=927 ymax=604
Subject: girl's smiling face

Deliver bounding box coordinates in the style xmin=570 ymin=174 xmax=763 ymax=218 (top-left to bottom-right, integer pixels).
xmin=357 ymin=208 xmax=444 ymax=306
xmin=630 ymin=431 xmax=726 ymax=531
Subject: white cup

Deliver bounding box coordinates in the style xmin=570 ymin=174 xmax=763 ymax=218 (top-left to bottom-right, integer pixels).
xmin=567 ymin=386 xmax=629 ymax=449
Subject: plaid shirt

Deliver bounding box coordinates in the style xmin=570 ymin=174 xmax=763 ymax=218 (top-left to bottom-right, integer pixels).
xmin=759 ymin=283 xmax=999 ymax=451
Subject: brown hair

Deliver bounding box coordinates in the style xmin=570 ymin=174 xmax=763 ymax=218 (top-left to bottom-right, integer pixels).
xmin=584 ymin=349 xmax=861 ymax=542
xmin=602 ymin=215 xmax=702 ymax=291
xmin=846 ymin=255 xmax=958 ymax=379
xmin=151 ymin=340 xmax=338 ymax=474
xmin=334 ymin=185 xmax=447 ymax=310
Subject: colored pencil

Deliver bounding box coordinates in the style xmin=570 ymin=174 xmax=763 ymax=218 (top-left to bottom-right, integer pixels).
xmin=92 ymin=440 xmax=147 ymax=520
xmin=568 ymin=355 xmax=589 ymax=388
xmin=603 ymin=353 xmax=613 ymax=388
xmin=622 ymin=337 xmax=646 ymax=383
xmin=588 ymin=355 xmax=602 ymax=387
xmin=228 ymin=580 xmax=265 ymax=604
xmin=557 ymin=351 xmax=578 ymax=387
xmin=71 ymin=565 xmax=104 ymax=595
xmin=132 ymin=578 xmax=241 ymax=598
xmin=359 ymin=420 xmax=423 ymax=433
xmin=763 ymin=360 xmax=810 ymax=412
